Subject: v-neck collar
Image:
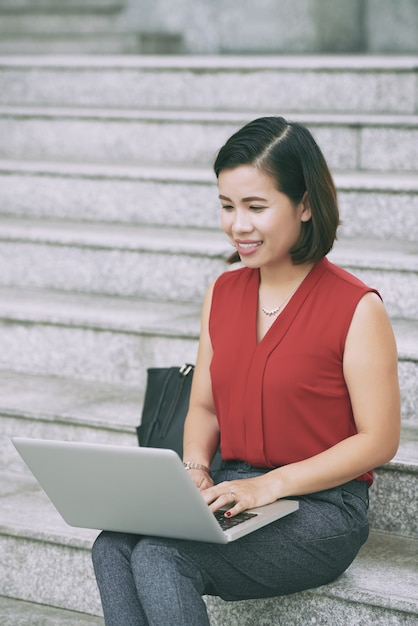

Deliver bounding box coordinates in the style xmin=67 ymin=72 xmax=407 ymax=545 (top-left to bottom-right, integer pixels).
xmin=237 ymin=258 xmax=329 ymax=464
xmin=250 ymin=258 xmax=329 ymax=347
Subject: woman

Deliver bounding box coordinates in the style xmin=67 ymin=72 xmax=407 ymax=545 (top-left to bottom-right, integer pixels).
xmin=92 ymin=117 xmax=400 ymax=626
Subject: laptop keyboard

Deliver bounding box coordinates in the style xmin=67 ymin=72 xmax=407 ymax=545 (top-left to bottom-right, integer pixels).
xmin=214 ymin=510 xmax=258 ymax=530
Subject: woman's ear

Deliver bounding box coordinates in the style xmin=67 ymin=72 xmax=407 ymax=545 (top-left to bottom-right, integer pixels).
xmin=301 ymin=191 xmax=312 ymax=222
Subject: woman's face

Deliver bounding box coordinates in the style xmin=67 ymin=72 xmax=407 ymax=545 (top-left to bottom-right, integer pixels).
xmin=218 ymin=165 xmax=311 ymax=269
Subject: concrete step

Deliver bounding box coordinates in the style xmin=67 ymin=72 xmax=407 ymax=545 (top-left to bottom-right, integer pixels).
xmin=328 ymin=239 xmax=418 ymax=319
xmin=0 ymin=35 xmax=140 ymax=56
xmin=0 ymin=288 xmax=418 ymax=410
xmin=1 ymin=470 xmax=417 ymax=623
xmin=0 ymin=0 xmax=129 ymax=58
xmin=0 ymin=217 xmax=229 ymax=302
xmin=0 ymin=14 xmax=123 ymax=36
xmin=0 ymin=287 xmax=200 ymax=385
xmin=0 ymin=217 xmax=416 ymax=316
xmin=0 ymin=370 xmax=140 ymax=476
xmin=0 ymin=161 xmax=417 ymax=241
xmin=0 ymin=471 xmax=102 ymax=616
xmin=207 ymin=531 xmax=418 ymax=625
xmin=1 ymin=370 xmax=416 ymax=539
xmin=0 ymin=596 xmax=104 ymax=626
xmin=1 ymin=365 xmax=416 ymax=489
xmin=0 ymin=288 xmax=416 ymax=419
xmin=0 ymin=0 xmax=123 ymax=11
xmin=368 ymin=425 xmax=418 ymax=539
xmin=0 ymin=288 xmax=418 ymax=390
xmin=0 ymin=107 xmax=417 ymax=172
xmin=0 ymin=55 xmax=417 ymax=114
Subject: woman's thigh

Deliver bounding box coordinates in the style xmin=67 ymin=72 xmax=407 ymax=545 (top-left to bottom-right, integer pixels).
xmin=131 ymin=478 xmax=369 ymax=601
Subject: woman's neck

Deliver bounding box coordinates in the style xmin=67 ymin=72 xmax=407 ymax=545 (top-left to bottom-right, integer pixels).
xmin=258 ymin=261 xmax=315 ymax=293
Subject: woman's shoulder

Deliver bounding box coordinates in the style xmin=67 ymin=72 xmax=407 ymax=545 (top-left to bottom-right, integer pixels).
xmin=214 ymin=265 xmax=254 ymax=288
xmin=210 ymin=266 xmax=256 ymax=311
xmin=323 ymin=258 xmax=378 ymax=295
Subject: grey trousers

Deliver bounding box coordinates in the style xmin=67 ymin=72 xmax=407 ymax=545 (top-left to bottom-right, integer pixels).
xmin=92 ymin=461 xmax=369 ymax=626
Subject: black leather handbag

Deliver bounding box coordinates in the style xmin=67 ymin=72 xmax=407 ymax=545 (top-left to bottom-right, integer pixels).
xmin=137 ymin=364 xmax=221 ymax=471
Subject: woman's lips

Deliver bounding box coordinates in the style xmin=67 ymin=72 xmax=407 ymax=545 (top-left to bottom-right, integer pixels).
xmin=235 ymin=240 xmax=262 ymax=256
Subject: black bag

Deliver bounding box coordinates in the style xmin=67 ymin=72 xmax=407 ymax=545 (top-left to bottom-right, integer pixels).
xmin=137 ymin=364 xmax=221 ymax=471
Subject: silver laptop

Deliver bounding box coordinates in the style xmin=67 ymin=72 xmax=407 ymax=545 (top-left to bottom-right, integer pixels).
xmin=12 ymin=438 xmax=299 ymax=544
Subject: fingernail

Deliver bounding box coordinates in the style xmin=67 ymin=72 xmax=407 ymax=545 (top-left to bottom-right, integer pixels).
xmin=225 ymin=511 xmax=231 ymax=517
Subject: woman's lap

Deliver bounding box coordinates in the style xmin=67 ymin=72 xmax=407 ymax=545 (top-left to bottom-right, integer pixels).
xmin=94 ymin=464 xmax=369 ymax=601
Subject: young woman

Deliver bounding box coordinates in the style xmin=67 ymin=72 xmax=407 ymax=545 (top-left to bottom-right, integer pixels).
xmin=92 ymin=116 xmax=400 ymax=626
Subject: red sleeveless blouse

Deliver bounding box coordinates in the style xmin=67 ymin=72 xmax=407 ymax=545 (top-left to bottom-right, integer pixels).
xmin=209 ymin=257 xmax=379 ymax=486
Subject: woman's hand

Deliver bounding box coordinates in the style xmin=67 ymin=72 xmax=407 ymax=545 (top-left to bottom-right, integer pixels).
xmin=202 ymin=475 xmax=278 ymax=517
xmin=188 ymin=468 xmax=214 ymax=491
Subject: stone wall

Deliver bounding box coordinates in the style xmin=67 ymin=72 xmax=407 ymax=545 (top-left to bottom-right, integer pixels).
xmin=122 ymin=0 xmax=418 ymax=54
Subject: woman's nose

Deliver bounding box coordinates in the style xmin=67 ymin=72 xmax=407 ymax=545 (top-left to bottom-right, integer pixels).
xmin=232 ymin=208 xmax=253 ymax=234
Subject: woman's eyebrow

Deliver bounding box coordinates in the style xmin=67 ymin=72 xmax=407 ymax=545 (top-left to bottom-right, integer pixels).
xmin=219 ymin=194 xmax=268 ymax=202
xmin=242 ymin=196 xmax=268 ymax=202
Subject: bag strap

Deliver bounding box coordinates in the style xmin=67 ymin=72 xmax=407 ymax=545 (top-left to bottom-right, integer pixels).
xmin=160 ymin=364 xmax=194 ymax=438
xmin=140 ymin=369 xmax=175 ymax=446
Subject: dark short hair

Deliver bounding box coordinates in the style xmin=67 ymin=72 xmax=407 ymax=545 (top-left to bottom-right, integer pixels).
xmin=214 ymin=116 xmax=340 ymax=265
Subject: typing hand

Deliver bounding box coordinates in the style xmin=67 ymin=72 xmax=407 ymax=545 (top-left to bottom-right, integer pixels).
xmin=188 ymin=468 xmax=214 ymax=491
xmin=202 ymin=476 xmax=277 ymax=517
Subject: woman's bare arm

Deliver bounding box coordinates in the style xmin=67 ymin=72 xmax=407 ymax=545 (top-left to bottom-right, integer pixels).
xmin=183 ymin=282 xmax=220 ymax=489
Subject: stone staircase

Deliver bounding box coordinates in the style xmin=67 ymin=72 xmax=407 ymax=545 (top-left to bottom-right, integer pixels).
xmin=0 ymin=55 xmax=417 ymax=624
xmin=0 ymin=0 xmax=139 ymax=55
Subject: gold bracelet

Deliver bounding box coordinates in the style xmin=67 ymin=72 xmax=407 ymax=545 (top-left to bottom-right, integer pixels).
xmin=183 ymin=461 xmax=210 ymax=473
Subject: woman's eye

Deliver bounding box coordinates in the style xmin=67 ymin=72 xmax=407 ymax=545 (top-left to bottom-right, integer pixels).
xmin=222 ymin=205 xmax=234 ymax=211
xmin=250 ymin=206 xmax=266 ymax=211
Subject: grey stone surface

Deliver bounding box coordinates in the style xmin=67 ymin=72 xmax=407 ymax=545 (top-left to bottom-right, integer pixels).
xmin=367 ymin=0 xmax=418 ymax=54
xmin=361 ymin=126 xmax=418 ymax=172
xmin=340 ymin=266 xmax=418 ymax=320
xmin=329 ymin=239 xmax=418 ymax=319
xmin=0 ymin=322 xmax=162 ymax=385
xmin=0 ymin=0 xmax=136 ymax=55
xmin=0 ymin=369 xmax=142 ymax=429
xmin=0 ymin=473 xmax=102 ymax=616
xmin=122 ymin=0 xmax=418 ymax=54
xmin=0 ymin=35 xmax=140 ymax=55
xmin=0 ymin=0 xmax=123 ymax=10
xmin=338 ymin=189 xmax=418 ymax=242
xmin=370 ymin=449 xmax=418 ymax=539
xmin=0 ymin=163 xmax=417 ymax=241
xmin=0 ymin=14 xmax=121 ymax=35
xmin=0 ymin=221 xmax=416 ymax=316
xmin=0 ymin=295 xmax=416 ymax=394
xmin=2 ymin=414 xmax=417 ymax=539
xmin=392 ymin=318 xmax=418 ymax=362
xmin=0 ymin=241 xmax=225 ymax=301
xmin=207 ymin=532 xmax=418 ymax=624
xmin=0 ymin=168 xmax=220 ymax=228
xmin=0 ymin=109 xmax=236 ymax=166
xmin=2 ymin=414 xmax=138 ymax=476
xmin=217 ymin=0 xmax=316 ymax=54
xmin=0 ymin=286 xmax=200 ymax=383
xmin=0 ymin=321 xmax=198 ymax=386
xmin=1 ymin=108 xmax=417 ymax=171
xmin=1 ymin=472 xmax=418 ymax=622
xmin=0 ymin=51 xmax=416 ymax=624
xmin=399 ymin=361 xmax=418 ymax=425
xmin=0 ymin=56 xmax=418 ymax=116
xmin=0 ymin=228 xmax=228 ymax=303
xmin=0 ymin=534 xmax=102 ymax=616
xmin=0 ymin=596 xmax=104 ymax=626
xmin=0 ymin=368 xmax=416 ymax=530
xmin=1 ymin=0 xmax=417 ymax=55
xmin=0 ymin=285 xmax=202 ymax=336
